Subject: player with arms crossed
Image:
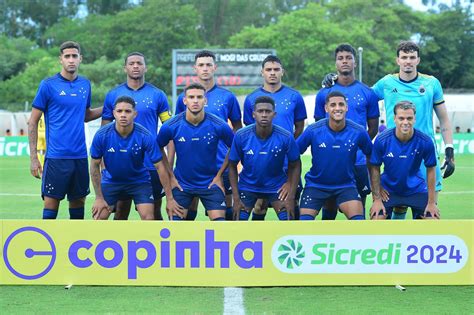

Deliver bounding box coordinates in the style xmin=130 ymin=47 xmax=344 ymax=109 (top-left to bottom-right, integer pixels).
xmin=90 ymin=96 xmax=182 ymax=220
xmin=370 ymin=101 xmax=439 ymax=220
xmin=102 ymin=52 xmax=172 ymax=220
xmin=175 ymin=50 xmax=242 ymax=220
xmin=315 ymin=44 xmax=379 ymax=220
xmin=159 ymin=83 xmax=234 ymax=221
xmin=28 ymin=41 xmax=102 ymax=220
xmin=297 ymin=91 xmax=373 ymax=220
xmin=229 ymin=96 xmax=301 ymax=220
xmin=243 ymin=55 xmax=307 ymax=219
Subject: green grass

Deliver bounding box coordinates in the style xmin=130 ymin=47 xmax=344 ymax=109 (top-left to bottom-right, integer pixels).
xmin=0 ymin=155 xmax=473 ymax=314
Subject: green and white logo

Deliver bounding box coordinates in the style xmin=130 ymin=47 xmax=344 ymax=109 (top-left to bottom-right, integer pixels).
xmin=276 ymin=239 xmax=305 ymax=269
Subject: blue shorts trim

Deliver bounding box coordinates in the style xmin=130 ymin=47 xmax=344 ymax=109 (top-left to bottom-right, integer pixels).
xmin=172 ymin=186 xmax=225 ymax=211
xmin=102 ymin=183 xmax=154 ymax=206
xmin=222 ymin=172 xmax=232 ymax=195
xmin=239 ymin=190 xmax=280 ymax=208
xmin=42 ymin=158 xmax=90 ymax=201
xmin=149 ymin=170 xmax=165 ymax=199
xmin=300 ymin=187 xmax=360 ymax=211
xmin=354 ymin=165 xmax=371 ymax=196
xmin=420 ymin=161 xmax=442 ymax=191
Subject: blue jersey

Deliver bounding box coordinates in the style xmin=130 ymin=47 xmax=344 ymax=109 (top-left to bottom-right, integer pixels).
xmin=370 ymin=128 xmax=437 ymax=196
xmin=102 ymin=82 xmax=170 ymax=170
xmin=175 ymin=84 xmax=241 ymax=167
xmin=229 ymin=124 xmax=300 ymax=193
xmin=297 ymin=119 xmax=373 ymax=189
xmin=158 ymin=113 xmax=234 ymax=190
xmin=315 ymin=80 xmax=379 ymax=166
xmin=32 ymin=73 xmax=91 ymax=159
xmin=90 ymin=123 xmax=163 ymax=185
xmin=244 ymin=85 xmax=307 ymax=134
xmin=372 ymin=73 xmax=444 ymax=138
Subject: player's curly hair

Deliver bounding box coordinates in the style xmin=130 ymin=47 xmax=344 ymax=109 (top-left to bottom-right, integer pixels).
xmin=397 ymin=41 xmax=420 ymax=57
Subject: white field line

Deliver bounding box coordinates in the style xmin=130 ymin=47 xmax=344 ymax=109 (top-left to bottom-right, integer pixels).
xmin=223 ymin=287 xmax=245 ymax=315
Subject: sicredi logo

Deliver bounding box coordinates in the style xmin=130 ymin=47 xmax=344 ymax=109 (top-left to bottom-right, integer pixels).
xmin=272 ymin=235 xmax=468 ymax=273
xmin=3 ymin=228 xmax=263 ymax=280
xmin=3 ymin=227 xmax=56 ymax=280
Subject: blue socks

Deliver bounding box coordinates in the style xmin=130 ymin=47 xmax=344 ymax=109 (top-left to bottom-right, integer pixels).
xmin=239 ymin=210 xmax=250 ymax=221
xmin=251 ymin=213 xmax=266 ymax=221
xmin=349 ymin=214 xmax=365 ymax=220
xmin=43 ymin=208 xmax=58 ymax=220
xmin=69 ymin=207 xmax=84 ymax=220
xmin=277 ymin=210 xmax=288 ymax=221
xmin=300 ymin=214 xmax=314 ymax=220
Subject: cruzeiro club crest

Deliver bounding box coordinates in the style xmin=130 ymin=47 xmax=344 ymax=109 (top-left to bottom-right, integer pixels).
xmin=277 ymin=239 xmax=305 ymax=269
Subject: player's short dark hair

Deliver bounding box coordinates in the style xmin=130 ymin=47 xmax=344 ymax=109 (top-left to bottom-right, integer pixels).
xmin=262 ymin=55 xmax=282 ymax=68
xmin=335 ymin=44 xmax=356 ymax=59
xmin=394 ymin=100 xmax=416 ymax=115
xmin=195 ymin=50 xmax=216 ymax=62
xmin=125 ymin=52 xmax=146 ymax=65
xmin=184 ymin=82 xmax=206 ymax=95
xmin=325 ymin=91 xmax=347 ymax=104
xmin=114 ymin=95 xmax=136 ymax=109
xmin=397 ymin=41 xmax=420 ymax=57
xmin=254 ymin=96 xmax=275 ymax=110
xmin=60 ymin=41 xmax=81 ymax=54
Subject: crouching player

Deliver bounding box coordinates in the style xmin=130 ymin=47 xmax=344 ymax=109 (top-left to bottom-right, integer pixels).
xmin=296 ymin=91 xmax=373 ymax=220
xmin=158 ymin=83 xmax=234 ymax=221
xmin=370 ymin=101 xmax=439 ymax=220
xmin=89 ymin=96 xmax=182 ymax=220
xmin=229 ymin=96 xmax=301 ymax=220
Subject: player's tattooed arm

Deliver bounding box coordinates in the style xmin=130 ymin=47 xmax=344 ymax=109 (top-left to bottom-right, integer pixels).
xmin=90 ymin=158 xmax=110 ymax=219
xmin=369 ymin=163 xmax=386 ymax=219
xmin=28 ymin=108 xmax=42 ymax=178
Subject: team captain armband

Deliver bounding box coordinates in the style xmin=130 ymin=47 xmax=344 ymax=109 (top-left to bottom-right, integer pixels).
xmin=159 ymin=111 xmax=172 ymax=123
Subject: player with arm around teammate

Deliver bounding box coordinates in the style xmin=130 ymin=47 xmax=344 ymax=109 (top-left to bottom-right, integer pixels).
xmin=370 ymin=101 xmax=439 ymax=220
xmin=90 ymin=96 xmax=182 ymax=220
xmin=297 ymin=91 xmax=373 ymax=220
xmin=228 ymin=96 xmax=301 ymax=221
xmin=158 ymin=83 xmax=234 ymax=221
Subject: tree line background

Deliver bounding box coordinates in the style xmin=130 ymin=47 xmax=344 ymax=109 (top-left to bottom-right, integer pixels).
xmin=0 ymin=0 xmax=472 ymax=111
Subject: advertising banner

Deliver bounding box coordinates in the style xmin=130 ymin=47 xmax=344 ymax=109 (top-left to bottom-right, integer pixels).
xmin=1 ymin=220 xmax=472 ymax=286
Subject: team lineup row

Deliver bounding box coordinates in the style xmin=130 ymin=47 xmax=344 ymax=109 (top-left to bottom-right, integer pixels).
xmin=28 ymin=40 xmax=455 ymax=221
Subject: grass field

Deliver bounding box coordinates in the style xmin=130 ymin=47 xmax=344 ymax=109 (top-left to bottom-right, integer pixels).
xmin=0 ymin=155 xmax=473 ymax=314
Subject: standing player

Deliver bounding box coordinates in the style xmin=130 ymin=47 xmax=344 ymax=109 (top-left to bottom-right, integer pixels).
xmin=372 ymin=41 xmax=454 ymax=218
xmin=297 ymin=91 xmax=373 ymax=220
xmin=159 ymin=83 xmax=234 ymax=221
xmin=90 ymin=96 xmax=182 ymax=220
xmin=28 ymin=41 xmax=102 ymax=219
xmin=370 ymin=101 xmax=439 ymax=220
xmin=102 ymin=52 xmax=172 ymax=220
xmin=315 ymin=44 xmax=380 ymax=220
xmin=243 ymin=55 xmax=307 ymax=219
xmin=229 ymin=96 xmax=301 ymax=220
xmin=175 ymin=50 xmax=242 ymax=220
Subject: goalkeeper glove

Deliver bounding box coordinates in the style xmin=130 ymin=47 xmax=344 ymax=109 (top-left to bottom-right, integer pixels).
xmin=441 ymin=146 xmax=455 ymax=178
xmin=321 ymin=73 xmax=338 ymax=88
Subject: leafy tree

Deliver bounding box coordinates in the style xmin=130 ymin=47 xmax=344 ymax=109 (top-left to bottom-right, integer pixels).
xmin=86 ymin=0 xmax=133 ymax=15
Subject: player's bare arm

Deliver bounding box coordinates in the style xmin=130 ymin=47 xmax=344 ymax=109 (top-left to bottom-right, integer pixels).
xmin=85 ymin=106 xmax=103 ymax=122
xmin=369 ymin=164 xmax=386 ymax=219
xmin=424 ymin=166 xmax=440 ymax=219
xmin=159 ymin=147 xmax=181 ymax=191
xmin=294 ymin=120 xmax=305 ymax=139
xmin=228 ymin=161 xmax=244 ymax=220
xmin=367 ymin=117 xmax=379 ymax=140
xmin=90 ymin=158 xmax=110 ymax=219
xmin=28 ymin=108 xmax=43 ymax=179
xmin=208 ymin=151 xmax=229 ymax=194
xmin=434 ymin=103 xmax=455 ymax=178
xmin=154 ymin=161 xmax=184 ymax=220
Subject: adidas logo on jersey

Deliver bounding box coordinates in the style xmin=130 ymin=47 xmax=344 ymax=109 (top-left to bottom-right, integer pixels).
xmin=319 ymin=143 xmax=326 ymax=148
xmin=391 ymin=88 xmax=398 ymax=93
xmin=149 ymin=195 xmax=154 ymax=200
xmin=107 ymin=147 xmax=115 ymax=153
xmin=220 ymin=201 xmax=226 ymax=206
xmin=59 ymin=90 xmax=66 ymax=96
xmin=246 ymin=149 xmax=254 ymax=155
xmin=178 ymin=137 xmax=186 ymax=142
xmin=386 ymin=152 xmax=394 ymax=158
